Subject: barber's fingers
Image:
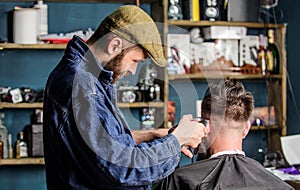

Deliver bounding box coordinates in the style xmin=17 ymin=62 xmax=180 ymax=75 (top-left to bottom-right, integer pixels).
xmin=181 ymin=146 xmax=193 ymax=159
xmin=181 ymin=123 xmax=208 ymax=158
xmin=172 ymin=115 xmax=208 ymax=147
xmin=184 ymin=122 xmax=208 ymax=149
xmin=171 ymin=115 xmax=197 ymax=146
xmin=177 ymin=114 xmax=193 ymax=126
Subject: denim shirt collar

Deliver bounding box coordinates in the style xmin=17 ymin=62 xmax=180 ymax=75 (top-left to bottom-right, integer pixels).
xmin=66 ymin=35 xmax=114 ymax=84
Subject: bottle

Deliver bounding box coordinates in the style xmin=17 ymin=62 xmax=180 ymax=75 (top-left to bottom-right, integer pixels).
xmin=267 ymin=29 xmax=280 ymax=74
xmin=265 ymin=43 xmax=274 ymax=75
xmin=15 ymin=132 xmax=28 ymax=158
xmin=34 ymin=0 xmax=48 ymax=36
xmin=15 ymin=139 xmax=20 ymax=158
xmin=7 ymin=134 xmax=13 ymax=159
xmin=0 ymin=112 xmax=8 ymax=158
xmin=258 ymin=35 xmax=267 ymax=76
xmin=0 ymin=135 xmax=3 ymax=159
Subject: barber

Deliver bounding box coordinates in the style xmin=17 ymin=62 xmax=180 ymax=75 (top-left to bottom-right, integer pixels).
xmin=43 ymin=5 xmax=208 ymax=190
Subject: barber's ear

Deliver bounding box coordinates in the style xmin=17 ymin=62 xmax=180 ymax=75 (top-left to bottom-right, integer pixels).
xmin=107 ymin=37 xmax=122 ymax=55
xmin=242 ymin=120 xmax=251 ymax=139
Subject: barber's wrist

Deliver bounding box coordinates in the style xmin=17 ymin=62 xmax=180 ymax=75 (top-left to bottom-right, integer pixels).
xmin=152 ymin=128 xmax=169 ymax=139
xmin=171 ymin=131 xmax=186 ymax=147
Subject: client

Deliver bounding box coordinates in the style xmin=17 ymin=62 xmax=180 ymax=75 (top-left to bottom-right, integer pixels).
xmin=158 ymin=79 xmax=294 ymax=190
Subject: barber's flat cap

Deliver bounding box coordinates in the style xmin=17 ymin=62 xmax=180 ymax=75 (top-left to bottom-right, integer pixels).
xmin=101 ymin=5 xmax=166 ymax=67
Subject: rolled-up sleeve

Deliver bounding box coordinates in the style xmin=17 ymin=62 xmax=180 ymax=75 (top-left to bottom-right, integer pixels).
xmin=71 ymin=77 xmax=181 ymax=186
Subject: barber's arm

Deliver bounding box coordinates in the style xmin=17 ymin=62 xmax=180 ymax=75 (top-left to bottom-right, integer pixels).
xmin=132 ymin=128 xmax=169 ymax=144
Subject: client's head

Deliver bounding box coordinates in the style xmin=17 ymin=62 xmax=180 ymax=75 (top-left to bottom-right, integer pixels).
xmin=201 ymin=79 xmax=254 ymax=153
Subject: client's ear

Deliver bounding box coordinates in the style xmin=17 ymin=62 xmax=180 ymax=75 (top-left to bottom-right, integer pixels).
xmin=242 ymin=121 xmax=251 ymax=139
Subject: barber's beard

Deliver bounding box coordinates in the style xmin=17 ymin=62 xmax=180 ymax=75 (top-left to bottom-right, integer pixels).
xmin=103 ymin=50 xmax=129 ymax=84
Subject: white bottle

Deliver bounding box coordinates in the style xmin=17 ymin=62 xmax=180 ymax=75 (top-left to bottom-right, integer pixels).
xmin=7 ymin=133 xmax=13 ymax=159
xmin=34 ymin=0 xmax=48 ymax=36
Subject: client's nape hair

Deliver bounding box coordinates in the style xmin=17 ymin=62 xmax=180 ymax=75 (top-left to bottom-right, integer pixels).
xmin=201 ymin=79 xmax=254 ymax=122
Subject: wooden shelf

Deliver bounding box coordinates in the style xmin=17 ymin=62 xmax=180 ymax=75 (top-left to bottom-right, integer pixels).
xmin=0 ymin=102 xmax=43 ymax=109
xmin=0 ymin=158 xmax=45 ymax=165
xmin=0 ymin=43 xmax=66 ymax=50
xmin=167 ymin=20 xmax=286 ymax=29
xmin=250 ymin=125 xmax=279 ymax=131
xmin=168 ymin=73 xmax=282 ymax=81
xmin=117 ymin=102 xmax=164 ymax=108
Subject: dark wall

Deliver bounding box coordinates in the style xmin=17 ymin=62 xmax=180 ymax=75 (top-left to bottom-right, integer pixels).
xmin=277 ymin=1 xmax=300 ymax=135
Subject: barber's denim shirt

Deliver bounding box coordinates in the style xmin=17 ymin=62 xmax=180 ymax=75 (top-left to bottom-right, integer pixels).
xmin=43 ymin=35 xmax=181 ymax=190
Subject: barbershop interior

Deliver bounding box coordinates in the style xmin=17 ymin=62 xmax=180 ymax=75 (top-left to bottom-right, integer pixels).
xmin=0 ymin=0 xmax=300 ymax=189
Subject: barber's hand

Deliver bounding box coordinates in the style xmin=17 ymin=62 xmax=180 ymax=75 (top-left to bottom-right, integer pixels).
xmin=171 ymin=114 xmax=209 ymax=158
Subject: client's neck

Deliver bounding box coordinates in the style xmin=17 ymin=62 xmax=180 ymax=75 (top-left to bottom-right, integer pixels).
xmin=209 ymin=136 xmax=243 ymax=155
